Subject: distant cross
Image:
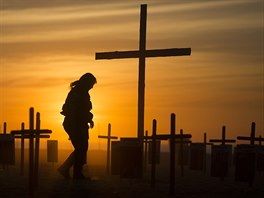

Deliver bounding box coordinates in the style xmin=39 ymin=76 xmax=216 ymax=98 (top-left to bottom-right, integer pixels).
xmin=98 ymin=123 xmax=118 ymax=175
xmin=95 ymin=4 xmax=191 ymax=139
xmin=209 ymin=126 xmax=236 ymax=145
xmin=237 ymin=122 xmax=264 ymax=145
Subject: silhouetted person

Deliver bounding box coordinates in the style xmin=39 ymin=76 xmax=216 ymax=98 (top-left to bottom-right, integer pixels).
xmin=58 ymin=73 xmax=97 ymax=179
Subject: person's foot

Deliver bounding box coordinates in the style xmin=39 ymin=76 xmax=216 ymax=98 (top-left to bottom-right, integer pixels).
xmin=57 ymin=166 xmax=70 ymax=179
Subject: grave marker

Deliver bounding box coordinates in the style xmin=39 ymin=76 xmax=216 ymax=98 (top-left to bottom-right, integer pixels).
xmin=209 ymin=126 xmax=235 ymax=180
xmin=235 ymin=122 xmax=264 ymax=186
xmin=148 ymin=140 xmax=161 ymax=165
xmin=98 ymin=123 xmax=118 ymax=175
xmin=256 ymin=144 xmax=264 ymax=172
xmin=0 ymin=122 xmax=15 ymax=166
xmin=189 ymin=133 xmax=212 ymax=173
xmin=47 ymin=140 xmax=58 ymax=163
xmin=176 ymin=129 xmax=191 ymax=176
xmin=111 ymin=141 xmax=120 ymax=175
xmin=189 ymin=143 xmax=206 ymax=171
xmin=119 ymin=138 xmax=143 ymax=179
xmin=96 ymin=4 xmax=191 ymax=140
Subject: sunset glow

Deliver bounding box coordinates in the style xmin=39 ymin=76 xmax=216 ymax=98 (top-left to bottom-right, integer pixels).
xmin=0 ymin=0 xmax=263 ymax=149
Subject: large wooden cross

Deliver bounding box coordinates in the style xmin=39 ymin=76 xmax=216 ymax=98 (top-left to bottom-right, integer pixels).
xmin=95 ymin=4 xmax=191 ymax=139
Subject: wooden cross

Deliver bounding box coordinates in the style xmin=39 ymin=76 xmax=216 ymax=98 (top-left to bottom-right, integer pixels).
xmin=98 ymin=123 xmax=118 ymax=175
xmin=147 ymin=114 xmax=192 ymax=195
xmin=11 ymin=107 xmax=52 ymax=196
xmin=237 ymin=122 xmax=264 ymax=145
xmin=95 ymin=4 xmax=191 ymax=140
xmin=209 ymin=126 xmax=236 ymax=145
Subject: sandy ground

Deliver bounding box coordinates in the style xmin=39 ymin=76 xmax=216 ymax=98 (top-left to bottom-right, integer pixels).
xmin=0 ymin=150 xmax=263 ymax=198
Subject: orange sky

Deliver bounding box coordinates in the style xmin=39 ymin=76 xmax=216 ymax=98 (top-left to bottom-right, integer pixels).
xmin=0 ymin=0 xmax=263 ymax=150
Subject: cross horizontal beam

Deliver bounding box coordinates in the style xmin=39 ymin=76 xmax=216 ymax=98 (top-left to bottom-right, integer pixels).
xmin=237 ymin=136 xmax=264 ymax=141
xmin=96 ymin=48 xmax=191 ymax=60
xmin=13 ymin=135 xmax=50 ymax=139
xmin=209 ymin=139 xmax=236 ymax=143
xmin=153 ymin=134 xmax=192 ymax=140
xmin=11 ymin=129 xmax=52 ymax=135
xmin=98 ymin=135 xmax=118 ymax=139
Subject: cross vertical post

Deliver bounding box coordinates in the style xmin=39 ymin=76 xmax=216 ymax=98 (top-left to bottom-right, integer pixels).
xmin=3 ymin=122 xmax=6 ymax=134
xmin=29 ymin=107 xmax=34 ymax=196
xmin=138 ymin=4 xmax=147 ymax=140
xmin=107 ymin=123 xmax=111 ymax=175
xmin=170 ymin=113 xmax=176 ymax=195
xmin=151 ymin=119 xmax=157 ymax=188
xmin=21 ymin=122 xmax=25 ymax=176
xmin=250 ymin=122 xmax=255 ymax=145
xmin=180 ymin=129 xmax=184 ymax=177
xmin=98 ymin=123 xmax=118 ymax=175
xmin=222 ymin=126 xmax=226 ymax=145
xmin=34 ymin=112 xmax=40 ymax=189
xmin=144 ymin=130 xmax=149 ymax=172
xmin=203 ymin=132 xmax=207 ymax=174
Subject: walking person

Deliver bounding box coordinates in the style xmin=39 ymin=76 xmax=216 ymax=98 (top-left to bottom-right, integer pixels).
xmin=58 ymin=73 xmax=97 ymax=179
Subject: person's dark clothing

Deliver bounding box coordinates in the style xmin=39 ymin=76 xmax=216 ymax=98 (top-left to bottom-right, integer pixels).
xmin=60 ymin=87 xmax=93 ymax=177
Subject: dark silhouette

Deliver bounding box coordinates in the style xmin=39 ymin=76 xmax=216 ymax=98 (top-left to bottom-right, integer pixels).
xmin=58 ymin=73 xmax=97 ymax=179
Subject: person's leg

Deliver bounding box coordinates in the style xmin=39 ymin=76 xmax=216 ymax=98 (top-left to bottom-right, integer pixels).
xmin=58 ymin=120 xmax=75 ymax=178
xmin=57 ymin=152 xmax=74 ymax=178
xmin=73 ymin=126 xmax=89 ymax=179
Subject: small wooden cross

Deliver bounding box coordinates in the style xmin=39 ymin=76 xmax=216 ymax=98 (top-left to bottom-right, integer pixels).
xmin=148 ymin=114 xmax=192 ymax=195
xmin=98 ymin=123 xmax=118 ymax=175
xmin=209 ymin=126 xmax=236 ymax=145
xmin=11 ymin=107 xmax=52 ymax=195
xmin=237 ymin=122 xmax=264 ymax=145
xmin=96 ymin=4 xmax=191 ymax=140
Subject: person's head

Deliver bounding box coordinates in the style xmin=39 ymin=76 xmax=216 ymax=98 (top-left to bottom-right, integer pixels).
xmin=70 ymin=73 xmax=97 ymax=91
